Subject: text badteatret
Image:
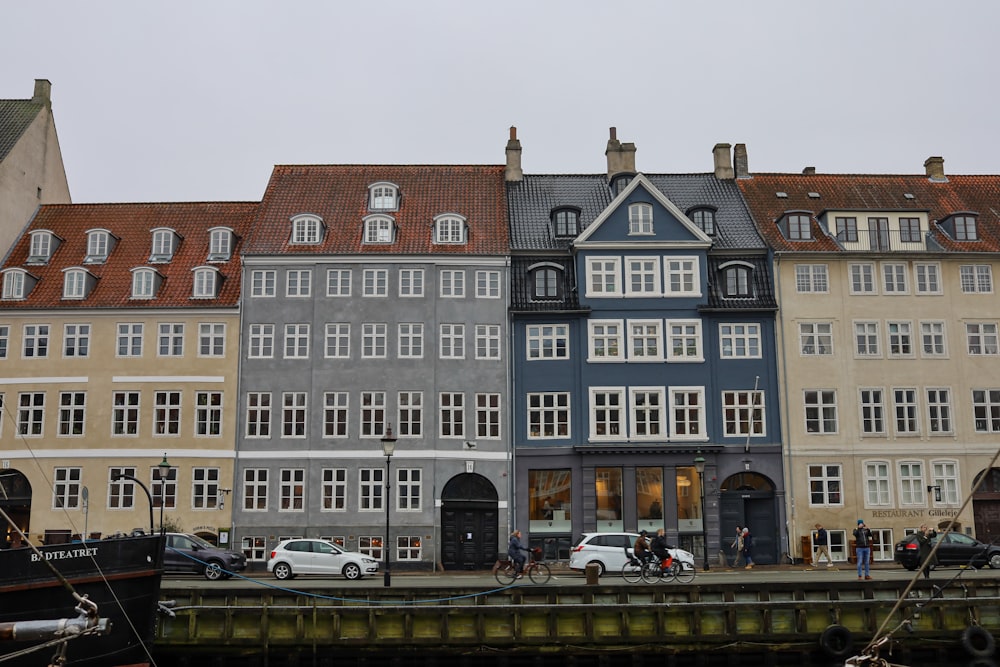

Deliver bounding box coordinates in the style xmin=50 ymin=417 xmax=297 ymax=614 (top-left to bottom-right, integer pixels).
xmin=30 ymin=547 xmax=98 ymax=562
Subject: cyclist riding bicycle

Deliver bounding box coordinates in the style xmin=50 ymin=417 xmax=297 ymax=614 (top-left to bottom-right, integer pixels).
xmin=633 ymin=530 xmax=654 ymax=564
xmin=508 ymin=529 xmax=530 ymax=578
xmin=650 ymin=528 xmax=674 ymax=570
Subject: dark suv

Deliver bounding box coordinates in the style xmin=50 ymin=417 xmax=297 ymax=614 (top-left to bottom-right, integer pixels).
xmin=163 ymin=532 xmax=247 ymax=580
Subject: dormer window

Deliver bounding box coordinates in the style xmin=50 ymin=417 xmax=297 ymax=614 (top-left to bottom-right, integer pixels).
xmin=781 ymin=213 xmax=813 ymax=241
xmin=62 ymin=268 xmax=92 ymax=300
xmin=208 ymin=228 xmax=234 ymax=261
xmin=363 ymin=215 xmax=395 ymax=244
xmin=689 ymin=208 xmax=716 ymax=236
xmin=192 ymin=267 xmax=219 ymax=298
xmin=27 ymin=231 xmax=59 ymax=263
xmin=552 ymin=209 xmax=580 ymax=238
xmin=149 ymin=228 xmax=179 ymax=262
xmin=85 ymin=229 xmax=115 ymax=264
xmin=628 ymin=203 xmax=653 ymax=235
xmin=529 ymin=263 xmax=563 ymax=300
xmin=368 ymin=182 xmax=399 ymax=211
xmin=610 ymin=173 xmax=634 ymax=196
xmin=720 ymin=261 xmax=754 ymax=298
xmin=434 ymin=214 xmax=467 ymax=244
xmin=290 ymin=215 xmax=324 ymax=245
xmin=954 ymin=215 xmax=979 ymax=241
xmin=2 ymin=269 xmax=29 ymax=300
xmin=131 ymin=268 xmax=160 ymax=300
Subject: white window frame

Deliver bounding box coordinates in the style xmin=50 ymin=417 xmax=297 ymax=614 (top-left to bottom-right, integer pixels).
xmin=243 ymin=469 xmax=269 ymax=512
xmin=397 ymin=468 xmax=422 ymax=511
xmin=208 ymin=228 xmax=232 ymax=260
xmin=195 ymin=391 xmax=223 ymax=437
xmin=286 ymin=269 xmax=312 ymax=297
xmin=58 ymin=391 xmax=86 ymax=437
xmin=629 ymin=387 xmax=664 ymax=439
xmin=804 ymin=390 xmax=838 ymax=434
xmin=669 ymin=387 xmax=706 ymax=440
xmin=363 ymin=216 xmax=394 ymax=244
xmin=586 ymin=257 xmax=622 ymax=297
xmin=153 ymin=390 xmax=181 ymax=436
xmin=966 ymin=322 xmax=999 ymax=356
xmin=398 ymin=323 xmax=423 ymax=359
xmin=722 ymin=390 xmax=765 ymax=438
xmin=892 ymin=387 xmax=920 ymax=436
xmin=589 ymin=387 xmax=626 ymax=441
xmin=808 ymin=464 xmax=843 ymax=507
xmin=864 ymin=460 xmax=892 ymax=507
xmin=192 ymin=467 xmax=220 ymax=510
xmin=363 ymin=268 xmax=389 ymax=297
xmin=283 ymin=323 xmax=310 ymax=359
xmin=960 ymin=265 xmax=993 ymax=294
xmin=439 ymin=324 xmax=465 ymax=359
xmin=63 ymin=269 xmax=87 ymax=299
xmin=360 ymin=391 xmax=386 ymax=438
xmin=251 ymin=270 xmax=276 ymax=297
xmin=117 ymin=323 xmax=143 ymax=357
xmin=627 ymin=320 xmax=663 ymax=361
xmin=887 ymin=321 xmax=914 ymax=358
xmin=926 ymin=388 xmax=953 ymax=435
xmin=279 ymin=468 xmax=305 ymax=512
xmin=434 ymin=215 xmax=466 ymax=244
xmin=914 ymin=262 xmax=942 ymax=294
xmin=973 ymin=389 xmax=1000 ymax=433
xmin=22 ymin=324 xmax=49 ymax=359
xmin=245 ymin=392 xmax=271 ymax=438
xmin=664 ymin=257 xmax=700 ymax=296
xmin=859 ymin=388 xmax=886 ymax=436
xmin=475 ymin=324 xmax=501 ymax=360
xmin=2 ymin=270 xmax=26 ymax=299
xmin=475 ymin=392 xmax=500 ymax=439
xmin=192 ymin=267 xmax=217 ymax=298
xmin=248 ymin=324 xmax=275 ymax=359
xmin=325 ymin=323 xmax=350 ymax=358
xmin=624 ymin=257 xmax=661 ymax=296
xmin=854 ymin=321 xmax=881 ymax=357
xmin=86 ymin=230 xmax=110 ymax=263
xmin=369 ymin=183 xmax=399 ymax=210
xmin=361 ymin=323 xmax=388 ymax=359
xmin=527 ymin=392 xmax=570 ymax=439
xmin=527 ymin=324 xmax=569 ymax=360
xmin=800 ymin=322 xmax=833 ymax=356
xmin=291 ymin=215 xmax=322 ymax=244
xmin=930 ymin=460 xmax=960 ymax=506
xmin=198 ymin=323 xmax=226 ymax=357
xmin=359 ymin=468 xmax=385 ymax=512
xmin=157 ymin=323 xmax=184 ymax=357
xmin=665 ymin=320 xmax=703 ymax=362
xmin=440 ymin=269 xmax=466 ymax=297
xmin=898 ymin=461 xmax=925 ymax=506
xmin=323 ymin=391 xmax=349 ymax=438
xmin=476 ymin=270 xmax=501 ymax=299
xmin=399 ymin=268 xmax=424 ymax=297
xmin=63 ymin=323 xmax=90 ymax=358
xmin=326 ymin=269 xmax=352 ymax=296
xmin=588 ymin=320 xmax=623 ymax=361
xmin=628 ymin=203 xmax=654 ymax=235
xmin=281 ymin=391 xmax=307 ymax=439
xmin=795 ymin=264 xmax=829 ymax=293
xmin=920 ymin=321 xmax=948 ymax=358
xmin=131 ymin=269 xmax=156 ymax=299
xmin=439 ymin=392 xmax=465 ymax=438
xmin=719 ymin=323 xmax=761 ymax=359
xmin=397 ymin=391 xmax=423 ymax=437
xmin=848 ymin=263 xmax=876 ymax=295
xmin=321 ymin=468 xmax=347 ymax=511
xmin=881 ymin=263 xmax=909 ymax=294
xmin=112 ymin=390 xmax=140 ymax=437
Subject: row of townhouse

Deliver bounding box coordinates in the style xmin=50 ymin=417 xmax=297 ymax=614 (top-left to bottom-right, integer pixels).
xmin=1 ymin=119 xmax=998 ymax=570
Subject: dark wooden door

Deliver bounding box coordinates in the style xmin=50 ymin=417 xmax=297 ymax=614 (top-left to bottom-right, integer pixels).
xmin=441 ymin=506 xmax=498 ymax=570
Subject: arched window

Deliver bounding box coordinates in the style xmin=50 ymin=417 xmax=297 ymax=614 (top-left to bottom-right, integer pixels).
xmin=63 ymin=268 xmax=88 ymax=299
xmin=720 ymin=262 xmax=753 ymax=298
xmin=290 ymin=215 xmax=323 ymax=244
xmin=85 ymin=229 xmax=113 ymax=264
xmin=192 ymin=267 xmax=219 ymax=298
xmin=2 ymin=269 xmax=27 ymax=300
xmin=629 ymin=203 xmax=654 ymax=235
xmin=434 ymin=214 xmax=467 ymax=244
xmin=150 ymin=228 xmax=179 ymax=261
xmin=28 ymin=231 xmax=56 ymax=262
xmin=364 ymin=215 xmax=395 ymax=244
xmin=529 ymin=263 xmax=563 ymax=300
xmin=552 ymin=209 xmax=580 ymax=237
xmin=689 ymin=208 xmax=716 ymax=235
xmin=131 ymin=268 xmax=158 ymax=299
xmin=368 ymin=182 xmax=399 ymax=211
xmin=208 ymin=228 xmax=233 ymax=260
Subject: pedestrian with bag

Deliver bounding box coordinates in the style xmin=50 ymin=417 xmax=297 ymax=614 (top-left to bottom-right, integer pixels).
xmin=813 ymin=523 xmax=833 ymax=567
xmin=730 ymin=526 xmax=744 ymax=568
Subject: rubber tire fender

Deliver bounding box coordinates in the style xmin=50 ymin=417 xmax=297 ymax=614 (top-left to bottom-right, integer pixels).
xmin=819 ymin=624 xmax=854 ymax=659
xmin=961 ymin=625 xmax=997 ymax=659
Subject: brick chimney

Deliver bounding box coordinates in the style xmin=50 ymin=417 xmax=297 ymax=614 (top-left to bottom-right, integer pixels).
xmin=734 ymin=143 xmax=750 ymax=179
xmin=505 ymin=126 xmax=523 ymax=182
xmin=606 ymin=127 xmax=636 ymax=179
xmin=713 ymin=143 xmax=734 ymax=179
xmin=924 ymin=156 xmax=947 ymax=182
xmin=32 ymin=79 xmax=52 ymax=105
xmin=802 ymin=166 xmax=816 ymax=175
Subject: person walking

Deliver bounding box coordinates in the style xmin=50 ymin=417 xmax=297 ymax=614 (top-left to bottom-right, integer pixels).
xmin=853 ymin=519 xmax=873 ymax=580
xmin=915 ymin=524 xmax=937 ymax=579
xmin=730 ymin=526 xmax=744 ymax=568
xmin=742 ymin=528 xmax=754 ymax=569
xmin=813 ymin=523 xmax=833 ymax=567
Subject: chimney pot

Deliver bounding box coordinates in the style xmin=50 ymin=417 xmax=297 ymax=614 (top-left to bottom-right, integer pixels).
xmin=802 ymin=166 xmax=816 ymax=175
xmin=609 ymin=127 xmax=617 ymax=141
xmin=505 ymin=126 xmax=523 ymax=182
xmin=734 ymin=144 xmax=750 ymax=179
xmin=924 ymin=156 xmax=946 ymax=182
xmin=509 ymin=126 xmax=517 ymax=141
xmin=32 ymin=79 xmax=52 ymax=105
xmin=606 ymin=129 xmax=636 ymax=180
xmin=713 ymin=143 xmax=734 ymax=180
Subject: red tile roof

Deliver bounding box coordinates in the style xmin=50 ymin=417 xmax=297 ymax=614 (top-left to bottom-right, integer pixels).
xmin=0 ymin=202 xmax=258 ymax=309
xmin=738 ymin=174 xmax=1000 ymax=253
xmin=246 ymin=165 xmax=509 ymax=255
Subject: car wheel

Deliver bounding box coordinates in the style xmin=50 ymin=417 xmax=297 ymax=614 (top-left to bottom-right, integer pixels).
xmin=203 ymin=561 xmax=225 ymax=580
xmin=273 ymin=562 xmax=293 ymax=580
xmin=343 ymin=563 xmax=362 ymax=580
xmin=587 ymin=560 xmax=606 ymax=576
xmin=988 ymin=552 xmax=1000 ymax=569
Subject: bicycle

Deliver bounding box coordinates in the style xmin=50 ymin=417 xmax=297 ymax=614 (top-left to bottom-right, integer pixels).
xmin=494 ymin=547 xmax=552 ymax=585
xmin=621 ymin=549 xmax=656 ymax=583
xmin=640 ymin=552 xmax=697 ymax=584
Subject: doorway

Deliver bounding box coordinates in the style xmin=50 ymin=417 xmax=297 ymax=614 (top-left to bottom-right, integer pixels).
xmin=440 ymin=473 xmax=499 ymax=570
xmin=0 ymin=469 xmax=32 ymax=548
xmin=719 ymin=471 xmax=779 ymax=565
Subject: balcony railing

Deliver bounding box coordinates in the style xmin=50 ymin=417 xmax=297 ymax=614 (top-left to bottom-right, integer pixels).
xmin=834 ymin=229 xmax=927 ymax=252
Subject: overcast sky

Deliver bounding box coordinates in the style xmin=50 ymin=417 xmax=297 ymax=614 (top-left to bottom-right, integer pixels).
xmin=4 ymin=1 xmax=998 ymax=203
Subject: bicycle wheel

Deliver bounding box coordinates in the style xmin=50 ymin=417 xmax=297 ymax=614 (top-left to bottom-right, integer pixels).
xmin=674 ymin=561 xmax=696 ymax=584
xmin=528 ymin=562 xmax=552 ymax=584
xmin=494 ymin=562 xmax=517 ymax=585
xmin=621 ymin=560 xmax=644 ymax=583
xmin=640 ymin=561 xmax=665 ymax=584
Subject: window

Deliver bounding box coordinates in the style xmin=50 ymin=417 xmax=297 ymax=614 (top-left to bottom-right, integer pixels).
xmin=690 ymin=209 xmax=715 ymax=235
xmin=630 ymin=388 xmax=663 ymax=438
xmin=719 ymin=323 xmax=761 ymax=358
xmin=27 ymin=231 xmax=54 ymax=262
xmin=112 ymin=391 xmax=140 ymax=436
xmin=476 ymin=270 xmax=501 ymax=298
xmin=398 ymin=323 xmax=423 ymax=358
xmin=972 ymin=389 xmax=1000 ymax=432
xmin=440 ymin=392 xmax=465 ymax=437
xmin=670 ymin=388 xmax=704 ymax=438
xmin=58 ymin=392 xmax=86 ymax=436
xmin=2 ymin=270 xmax=26 ymax=300
xmin=864 ymin=461 xmax=891 ymax=507
xmin=800 ymin=322 xmax=833 ymax=356
xmin=628 ymin=203 xmax=654 ymax=235
xmin=245 ymin=392 xmax=271 ymax=438
xmin=859 ymin=389 xmax=885 ymax=435
xmin=931 ymin=460 xmax=959 ymax=505
xmin=590 ymin=388 xmax=625 ymax=439
xmin=286 ymin=270 xmax=312 ymax=297
xmin=854 ymin=321 xmax=880 ymax=357
xmin=434 ymin=215 xmax=465 ymax=244
xmin=396 ymin=535 xmax=422 ymax=561
xmin=284 ymin=324 xmax=310 ymax=359
xmin=157 ymin=323 xmax=184 ymax=357
xmin=322 ymin=469 xmax=347 ymax=511
xmin=117 ymin=323 xmax=143 ymax=357
xmin=397 ymin=392 xmax=422 ymax=437
xmin=553 ymin=209 xmax=579 ymax=237
xmin=808 ymin=464 xmax=842 ymax=506
xmin=208 ymin=228 xmax=232 ymax=260
xmin=475 ymin=324 xmax=501 ymax=360
xmin=108 ymin=466 xmax=136 ymax=509
xmin=666 ymin=321 xmax=702 ymax=361
xmin=898 ymin=461 xmax=925 ymax=506
xmin=242 ymin=536 xmax=268 ymax=562
xmin=835 ymin=216 xmax=858 ymax=242
xmin=85 ymin=230 xmax=110 ymax=263
xmin=326 ymin=269 xmax=351 ymax=296
xmin=722 ymin=391 xmax=765 ymax=436
xmin=397 ymin=469 xmax=422 ymax=511
xmin=787 ymin=214 xmax=812 ymax=240
xmin=248 ymin=324 xmax=275 ymax=359
xmin=967 ymin=323 xmax=999 ymax=355
xmin=892 ymin=388 xmax=919 ymax=435
xmin=722 ymin=265 xmax=752 ymax=298
xmin=920 ymin=321 xmax=947 ymax=357
xmin=53 ymin=467 xmax=81 ymax=509
xmin=795 ymin=264 xmax=828 ymax=292
xmin=199 ymin=323 xmax=225 ymax=357
xmin=280 ymin=469 xmax=305 ymax=511
xmin=64 ymin=324 xmax=90 ymax=358
xmin=361 ymin=323 xmax=387 ymax=358
xmin=291 ymin=215 xmax=322 ymax=244
xmin=63 ymin=269 xmax=87 ymax=299
xmin=323 ymin=392 xmax=349 ymax=437
xmin=0 ymin=325 xmax=7 ymax=359
xmin=849 ymin=263 xmax=876 ymax=294
xmin=325 ymin=323 xmax=350 ymax=358
xmin=887 ymin=321 xmax=913 ymax=357
xmin=363 ymin=269 xmax=388 ymax=296
xmin=954 ymin=215 xmax=978 ymax=241
xmin=360 ymin=392 xmax=386 ymax=437
xmin=281 ymin=392 xmax=307 ymax=438
xmin=625 ymin=258 xmax=660 ymax=296
xmin=476 ymin=393 xmax=500 ymax=439
xmin=192 ymin=267 xmax=217 ymax=298
xmin=664 ymin=258 xmax=699 ymax=295
xmin=882 ymin=263 xmax=908 ymax=293
xmin=399 ymin=268 xmax=424 ymax=297
xmin=369 ymin=183 xmax=398 ymax=210
xmin=804 ymin=390 xmax=837 ymax=434
xmin=440 ymin=269 xmax=465 ymax=297
xmin=587 ymin=258 xmax=621 ymax=296
xmin=243 ymin=469 xmax=268 ymax=511
xmin=195 ymin=391 xmax=223 ymax=436
xmin=588 ymin=320 xmax=623 ymax=361
xmin=192 ymin=467 xmax=220 ymax=510
xmin=360 ymin=468 xmax=385 ymax=511
xmin=527 ymin=324 xmax=569 ymax=360
xmin=154 ymin=391 xmax=181 ymax=436
xmin=628 ymin=320 xmax=662 ymax=361
xmin=899 ymin=217 xmax=921 ymax=243
xmin=150 ymin=229 xmax=176 ymax=261
xmin=532 ymin=267 xmax=560 ymax=299
xmin=927 ymin=388 xmax=952 ymax=434
xmin=960 ymin=265 xmax=993 ymax=293
xmin=439 ymin=324 xmax=465 ymax=359
xmin=915 ymin=263 xmax=941 ymax=294
xmin=528 ymin=393 xmax=570 ymax=439
xmin=22 ymin=324 xmax=49 ymax=358
xmin=251 ymin=270 xmax=276 ymax=297
xmin=364 ymin=216 xmax=394 ymax=243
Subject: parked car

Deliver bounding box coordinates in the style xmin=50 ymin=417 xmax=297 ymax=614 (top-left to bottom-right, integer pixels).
xmin=569 ymin=532 xmax=695 ymax=575
xmin=267 ymin=538 xmax=380 ymax=580
xmin=163 ymin=532 xmax=247 ymax=580
xmin=894 ymin=531 xmax=1000 ymax=570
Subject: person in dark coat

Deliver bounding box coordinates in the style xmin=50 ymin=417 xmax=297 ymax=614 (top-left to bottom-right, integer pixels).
xmin=916 ymin=524 xmax=938 ymax=579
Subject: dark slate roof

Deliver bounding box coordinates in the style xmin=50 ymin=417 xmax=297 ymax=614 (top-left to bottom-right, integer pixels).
xmin=0 ymin=98 xmax=42 ymax=163
xmin=246 ymin=165 xmax=509 ymax=256
xmin=0 ymin=202 xmax=258 ymax=309
xmin=510 ymin=256 xmax=582 ymax=313
xmin=739 ymin=173 xmax=1000 ymax=253
xmin=507 ymin=173 xmax=765 ymax=251
xmin=702 ymin=255 xmax=777 ymax=311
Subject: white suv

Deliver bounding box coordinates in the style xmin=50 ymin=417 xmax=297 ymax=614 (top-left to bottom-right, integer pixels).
xmin=267 ymin=539 xmax=379 ymax=580
xmin=569 ymin=532 xmax=695 ymax=575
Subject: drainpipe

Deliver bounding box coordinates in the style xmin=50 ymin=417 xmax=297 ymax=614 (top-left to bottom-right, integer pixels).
xmin=775 ymin=253 xmax=796 ymax=561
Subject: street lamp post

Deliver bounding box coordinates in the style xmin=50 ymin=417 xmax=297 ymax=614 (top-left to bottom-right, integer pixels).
xmin=694 ymin=454 xmax=709 ymax=572
xmin=380 ymin=425 xmax=397 ymax=588
xmin=111 ymin=473 xmax=154 ymax=536
xmin=157 ymin=454 xmax=172 ymax=535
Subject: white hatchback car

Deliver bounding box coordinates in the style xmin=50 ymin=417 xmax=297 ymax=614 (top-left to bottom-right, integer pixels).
xmin=569 ymin=532 xmax=695 ymax=575
xmin=267 ymin=539 xmax=380 ymax=580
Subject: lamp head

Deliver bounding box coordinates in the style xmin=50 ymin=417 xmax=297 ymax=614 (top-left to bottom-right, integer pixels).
xmin=381 ymin=425 xmax=397 ymax=457
xmin=158 ymin=453 xmax=172 ymax=478
xmin=694 ymin=455 xmax=706 ymax=474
